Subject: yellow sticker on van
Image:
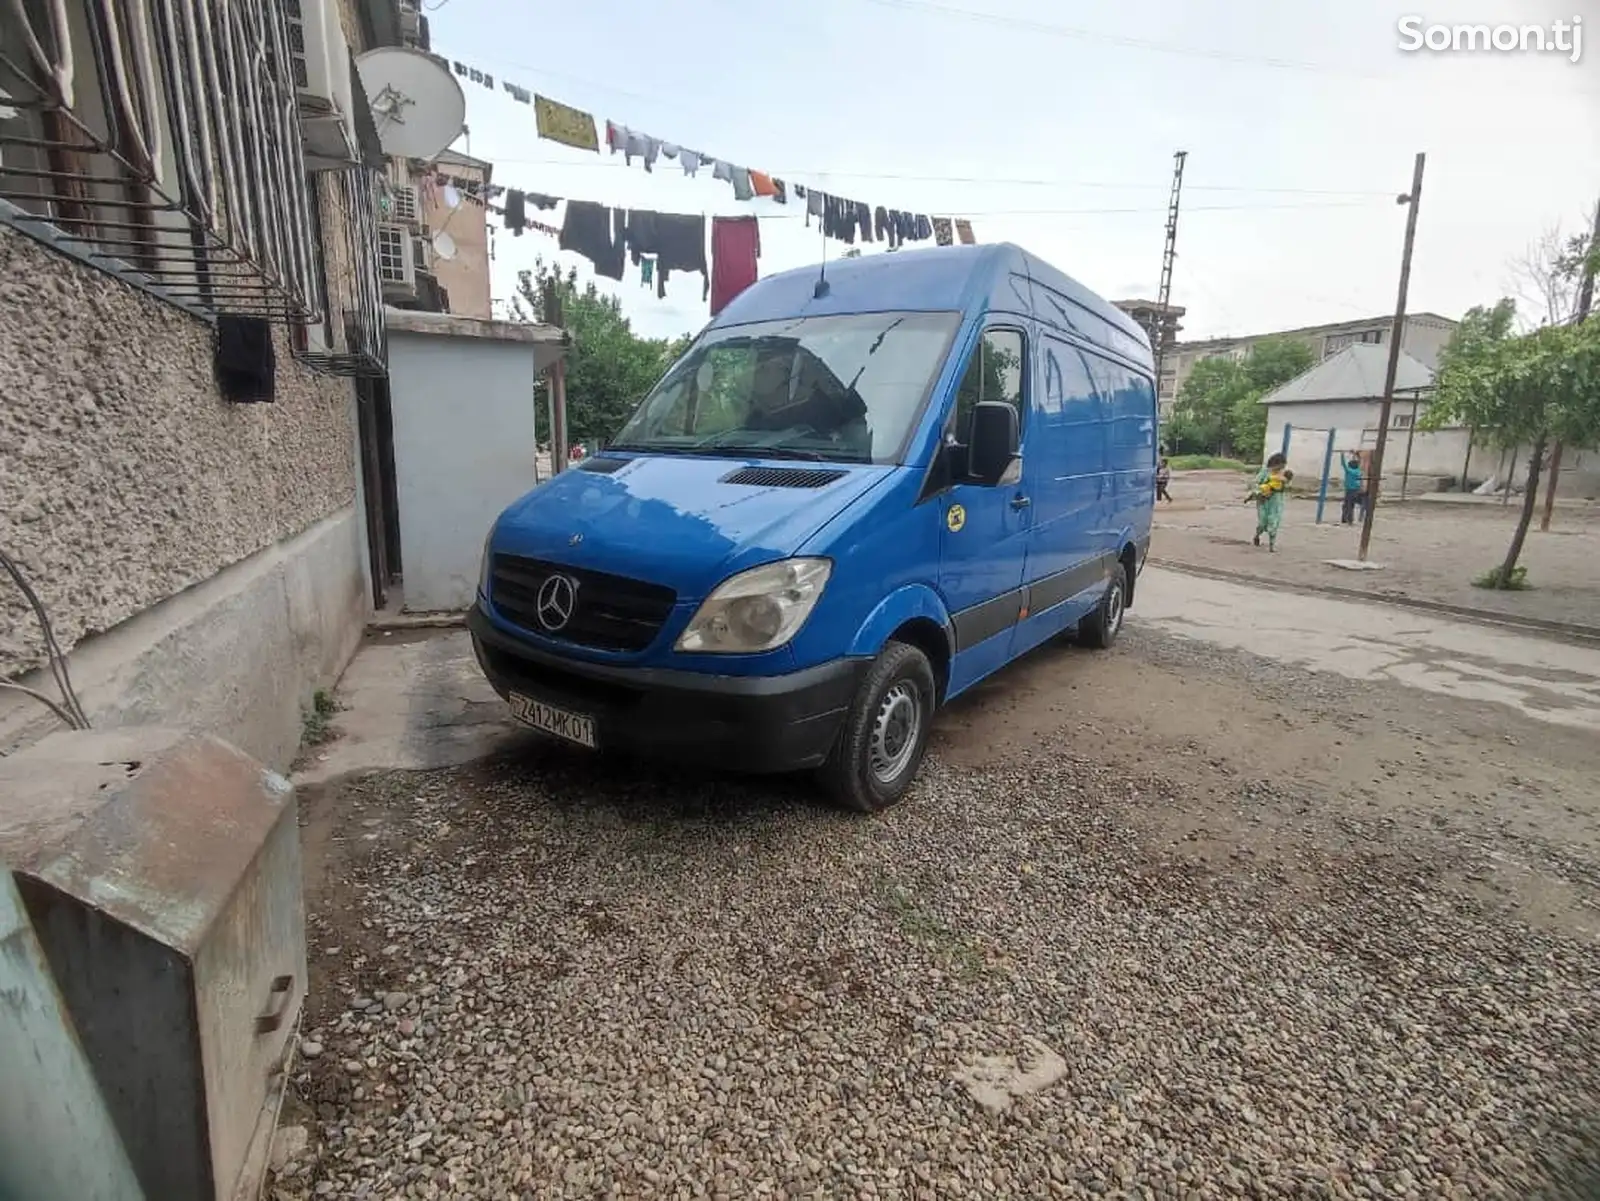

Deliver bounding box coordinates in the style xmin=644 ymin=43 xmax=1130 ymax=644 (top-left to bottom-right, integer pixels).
xmin=946 ymin=503 xmax=966 ymax=532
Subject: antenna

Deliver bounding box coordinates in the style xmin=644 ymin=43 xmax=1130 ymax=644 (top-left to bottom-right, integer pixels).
xmin=354 ymin=47 xmax=466 ymax=161
xmin=1152 ymin=149 xmax=1188 ymax=393
xmin=813 ymin=218 xmax=829 ymax=299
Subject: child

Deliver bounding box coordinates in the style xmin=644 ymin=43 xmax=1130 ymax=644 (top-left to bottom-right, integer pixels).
xmin=1155 ymin=457 xmax=1173 ymax=503
xmin=1245 ymin=454 xmax=1292 ymax=551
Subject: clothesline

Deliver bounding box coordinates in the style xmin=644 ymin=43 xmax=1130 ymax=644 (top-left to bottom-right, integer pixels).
xmin=438 ymin=49 xmax=979 ymax=248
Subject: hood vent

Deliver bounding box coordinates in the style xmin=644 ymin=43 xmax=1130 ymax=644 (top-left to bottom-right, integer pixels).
xmin=721 ymin=466 xmax=847 ymax=489
xmin=577 ymin=457 xmax=629 ymax=474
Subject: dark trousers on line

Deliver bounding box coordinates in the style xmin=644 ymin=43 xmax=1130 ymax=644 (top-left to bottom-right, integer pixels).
xmin=1341 ymin=488 xmax=1366 ymax=524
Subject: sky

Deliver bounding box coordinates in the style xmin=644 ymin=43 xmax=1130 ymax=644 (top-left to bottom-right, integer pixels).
xmin=418 ymin=0 xmax=1599 ymax=344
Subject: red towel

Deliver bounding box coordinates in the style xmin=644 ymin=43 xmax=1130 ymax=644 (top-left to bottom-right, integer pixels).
xmin=710 ymin=216 xmax=760 ymax=317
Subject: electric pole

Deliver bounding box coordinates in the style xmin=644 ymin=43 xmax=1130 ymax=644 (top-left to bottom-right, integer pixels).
xmin=1152 ymin=150 xmax=1188 ymax=397
xmin=1539 ymin=192 xmax=1600 ymax=532
xmin=1357 ymin=152 xmax=1426 ymax=563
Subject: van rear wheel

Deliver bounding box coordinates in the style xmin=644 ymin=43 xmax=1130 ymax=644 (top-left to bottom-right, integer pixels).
xmin=1077 ymin=562 xmax=1128 ymax=649
xmin=820 ymin=640 xmax=936 ymax=814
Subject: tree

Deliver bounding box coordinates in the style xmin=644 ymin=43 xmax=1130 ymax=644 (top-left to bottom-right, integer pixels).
xmin=1510 ymin=220 xmax=1597 ymax=328
xmin=1425 ymin=311 xmax=1600 ymax=587
xmin=512 ymin=259 xmax=690 ymax=447
xmin=1166 ymin=337 xmax=1312 ymax=457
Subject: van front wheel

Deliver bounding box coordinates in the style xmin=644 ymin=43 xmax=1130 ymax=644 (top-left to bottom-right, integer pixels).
xmin=820 ymin=641 xmax=936 ymax=813
xmin=1077 ymin=562 xmax=1128 ymax=649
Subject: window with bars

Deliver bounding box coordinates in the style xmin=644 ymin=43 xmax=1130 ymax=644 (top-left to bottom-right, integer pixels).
xmin=376 ymin=225 xmax=410 ymax=286
xmin=0 ymin=0 xmax=321 ymax=319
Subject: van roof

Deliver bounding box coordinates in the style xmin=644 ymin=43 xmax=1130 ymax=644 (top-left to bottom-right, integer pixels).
xmin=707 ymin=242 xmax=1152 ymax=366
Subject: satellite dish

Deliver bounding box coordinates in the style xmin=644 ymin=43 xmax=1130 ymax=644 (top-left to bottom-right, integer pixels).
xmin=354 ymin=47 xmax=466 ymax=161
xmin=432 ymin=230 xmax=458 ymax=261
xmin=442 ymin=184 xmax=462 ymax=210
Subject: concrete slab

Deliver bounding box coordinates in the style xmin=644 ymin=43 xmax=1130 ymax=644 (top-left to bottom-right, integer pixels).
xmin=293 ymin=630 xmax=523 ymax=784
xmin=1136 ymin=568 xmax=1600 ymax=732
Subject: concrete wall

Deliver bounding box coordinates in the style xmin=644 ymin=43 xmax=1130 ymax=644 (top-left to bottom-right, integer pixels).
xmin=0 ymin=222 xmax=368 ymax=767
xmin=1268 ymin=401 xmax=1600 ymax=499
xmin=387 ymin=316 xmax=554 ymax=611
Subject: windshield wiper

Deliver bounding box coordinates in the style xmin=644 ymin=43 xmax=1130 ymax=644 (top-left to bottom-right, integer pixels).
xmin=702 ymin=439 xmax=827 ymax=461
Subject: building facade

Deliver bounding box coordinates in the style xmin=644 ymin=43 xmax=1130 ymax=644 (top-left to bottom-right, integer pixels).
xmin=1111 ymin=299 xmax=1184 ymax=369
xmin=0 ymin=0 xmax=408 ymax=765
xmin=1162 ymin=312 xmax=1458 ymax=415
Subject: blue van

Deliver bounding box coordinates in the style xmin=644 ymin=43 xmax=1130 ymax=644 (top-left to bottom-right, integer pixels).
xmin=469 ymin=243 xmax=1157 ymax=811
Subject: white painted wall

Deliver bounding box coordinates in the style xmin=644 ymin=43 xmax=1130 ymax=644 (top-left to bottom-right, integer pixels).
xmin=387 ymin=329 xmax=545 ymax=612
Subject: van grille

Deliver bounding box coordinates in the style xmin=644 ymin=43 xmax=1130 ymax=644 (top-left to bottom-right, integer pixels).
xmin=490 ymin=555 xmax=676 ymax=652
xmin=720 ymin=466 xmax=846 ymax=489
xmin=577 ymin=457 xmax=628 ymax=474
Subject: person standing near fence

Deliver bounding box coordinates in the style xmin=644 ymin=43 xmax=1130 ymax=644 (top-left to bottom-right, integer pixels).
xmin=1339 ymin=452 xmax=1365 ymax=525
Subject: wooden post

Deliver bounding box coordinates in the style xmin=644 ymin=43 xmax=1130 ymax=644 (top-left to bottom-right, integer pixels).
xmin=1399 ymin=396 xmax=1420 ymax=500
xmin=1315 ymin=428 xmax=1337 ymax=524
xmin=1358 ymin=152 xmax=1426 ymax=562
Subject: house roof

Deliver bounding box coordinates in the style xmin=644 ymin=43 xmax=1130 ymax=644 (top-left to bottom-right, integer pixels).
xmin=1258 ymin=343 xmax=1434 ymax=406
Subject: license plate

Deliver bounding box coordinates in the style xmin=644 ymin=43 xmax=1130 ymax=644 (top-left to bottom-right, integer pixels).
xmin=508 ymin=693 xmax=598 ymax=749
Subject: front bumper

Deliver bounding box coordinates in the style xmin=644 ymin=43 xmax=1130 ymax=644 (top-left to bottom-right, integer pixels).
xmin=469 ymin=607 xmax=868 ymax=773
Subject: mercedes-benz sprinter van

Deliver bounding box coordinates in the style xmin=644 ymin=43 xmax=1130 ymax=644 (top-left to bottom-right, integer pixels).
xmin=470 ymin=243 xmax=1157 ymax=811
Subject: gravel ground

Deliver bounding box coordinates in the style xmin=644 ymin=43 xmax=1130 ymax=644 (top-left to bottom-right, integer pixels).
xmin=271 ymin=625 xmax=1600 ymax=1200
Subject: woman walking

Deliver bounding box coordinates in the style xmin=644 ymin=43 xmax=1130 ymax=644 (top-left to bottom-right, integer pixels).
xmin=1246 ymin=453 xmax=1292 ymax=552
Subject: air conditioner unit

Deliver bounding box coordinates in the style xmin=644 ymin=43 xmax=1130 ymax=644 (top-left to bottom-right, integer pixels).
xmin=377 ymin=223 xmax=416 ymax=294
xmin=398 ymin=0 xmax=420 ymax=42
xmin=391 ymin=184 xmax=421 ymax=226
xmin=285 ymin=0 xmax=359 ymax=168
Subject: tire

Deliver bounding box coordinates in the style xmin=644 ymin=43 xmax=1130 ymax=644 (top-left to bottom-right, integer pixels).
xmin=1077 ymin=561 xmax=1128 ymax=649
xmin=819 ymin=641 xmax=937 ymax=814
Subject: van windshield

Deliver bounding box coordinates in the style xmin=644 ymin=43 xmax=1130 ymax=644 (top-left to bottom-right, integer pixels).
xmin=610 ymin=311 xmax=961 ymax=465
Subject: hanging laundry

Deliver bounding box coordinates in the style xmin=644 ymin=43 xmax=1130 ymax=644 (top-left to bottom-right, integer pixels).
xmin=606 ymin=121 xmax=661 ymax=171
xmin=874 ymin=206 xmax=896 ymax=248
xmin=453 ymin=61 xmax=467 ymax=76
xmin=504 ymin=190 xmax=526 ymax=235
xmin=955 ymin=218 xmax=976 ymax=245
xmin=661 ymin=143 xmax=679 ymax=159
xmin=529 ymin=220 xmax=560 ymax=238
xmin=806 ymin=188 xmax=825 ymax=227
xmin=853 ymin=201 xmax=874 ymax=244
xmin=823 ymin=195 xmax=853 ymax=244
xmin=711 ymin=216 xmax=760 ymax=317
xmin=528 ymin=192 xmax=558 ymax=211
xmin=914 ymin=214 xmax=933 ymax=241
xmin=679 ymin=149 xmax=702 ymax=177
xmin=641 ymin=257 xmax=655 ymax=288
xmin=749 ymin=170 xmax=778 ymax=198
xmin=559 ymin=201 xmax=626 ymax=280
xmin=536 ymin=95 xmax=600 ymax=152
xmin=625 ymin=210 xmax=708 ymax=299
xmin=772 ymin=179 xmax=788 ymax=204
xmin=469 ymin=68 xmax=483 ymax=84
xmin=503 ymin=81 xmax=531 ymax=103
xmin=933 ymin=217 xmax=953 ymax=246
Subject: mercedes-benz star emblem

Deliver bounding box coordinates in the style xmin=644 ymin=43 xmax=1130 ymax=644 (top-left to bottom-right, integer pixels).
xmin=535 ymin=574 xmax=579 ymax=632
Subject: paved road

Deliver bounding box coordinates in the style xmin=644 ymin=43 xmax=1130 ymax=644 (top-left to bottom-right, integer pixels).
xmin=1135 ymin=567 xmax=1600 ymax=732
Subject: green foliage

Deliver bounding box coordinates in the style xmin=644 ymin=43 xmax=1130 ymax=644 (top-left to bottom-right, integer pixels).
xmin=513 ymin=260 xmax=692 ymax=447
xmin=1474 ymin=565 xmax=1530 ymax=591
xmin=1165 ymin=454 xmax=1254 ymax=471
xmin=1166 ymin=337 xmax=1313 ymax=457
xmin=301 ymin=688 xmax=339 ymax=746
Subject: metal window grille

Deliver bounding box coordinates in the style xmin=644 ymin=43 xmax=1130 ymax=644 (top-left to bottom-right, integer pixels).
xmin=0 ymin=0 xmax=321 ymax=319
xmin=291 ymin=166 xmax=385 ymax=376
xmin=375 ymin=223 xmax=407 ymax=285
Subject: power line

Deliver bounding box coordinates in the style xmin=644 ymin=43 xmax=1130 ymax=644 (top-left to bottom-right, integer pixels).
xmin=482 ymin=155 xmax=1396 ymax=197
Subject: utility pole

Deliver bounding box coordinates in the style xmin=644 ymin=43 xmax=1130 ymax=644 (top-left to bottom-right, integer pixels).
xmin=1357 ymin=152 xmax=1426 ymax=563
xmin=1152 ymin=150 xmax=1188 ymax=397
xmin=1539 ymin=192 xmax=1600 ymax=531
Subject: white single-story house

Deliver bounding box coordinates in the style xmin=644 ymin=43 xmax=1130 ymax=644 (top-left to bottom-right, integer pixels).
xmin=1259 ymin=344 xmax=1599 ymax=499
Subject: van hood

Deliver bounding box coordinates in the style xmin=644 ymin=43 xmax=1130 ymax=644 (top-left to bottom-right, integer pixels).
xmin=494 ymin=455 xmax=891 ymax=600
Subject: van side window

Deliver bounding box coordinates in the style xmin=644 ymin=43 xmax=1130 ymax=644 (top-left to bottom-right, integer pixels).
xmin=952 ymin=329 xmax=1025 ymax=445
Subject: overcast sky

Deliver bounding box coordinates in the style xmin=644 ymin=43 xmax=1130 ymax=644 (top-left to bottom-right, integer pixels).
xmin=422 ymin=0 xmax=1599 ymax=344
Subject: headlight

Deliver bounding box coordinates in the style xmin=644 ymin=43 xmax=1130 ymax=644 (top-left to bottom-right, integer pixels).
xmin=675 ymin=558 xmax=832 ymax=654
xmin=478 ymin=527 xmax=495 ymax=598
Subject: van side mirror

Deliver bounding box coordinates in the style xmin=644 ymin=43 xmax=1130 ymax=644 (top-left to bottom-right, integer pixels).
xmin=968 ymin=401 xmax=1020 ymax=486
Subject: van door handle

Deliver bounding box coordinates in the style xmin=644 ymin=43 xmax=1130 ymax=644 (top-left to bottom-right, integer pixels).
xmin=1010 ymin=494 xmax=1031 ymax=511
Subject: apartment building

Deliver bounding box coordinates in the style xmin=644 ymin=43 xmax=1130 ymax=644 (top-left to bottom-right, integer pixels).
xmin=1160 ymin=311 xmax=1458 ymax=414
xmin=0 ymin=0 xmax=406 ymax=765
xmin=1111 ymin=298 xmax=1184 ymax=365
